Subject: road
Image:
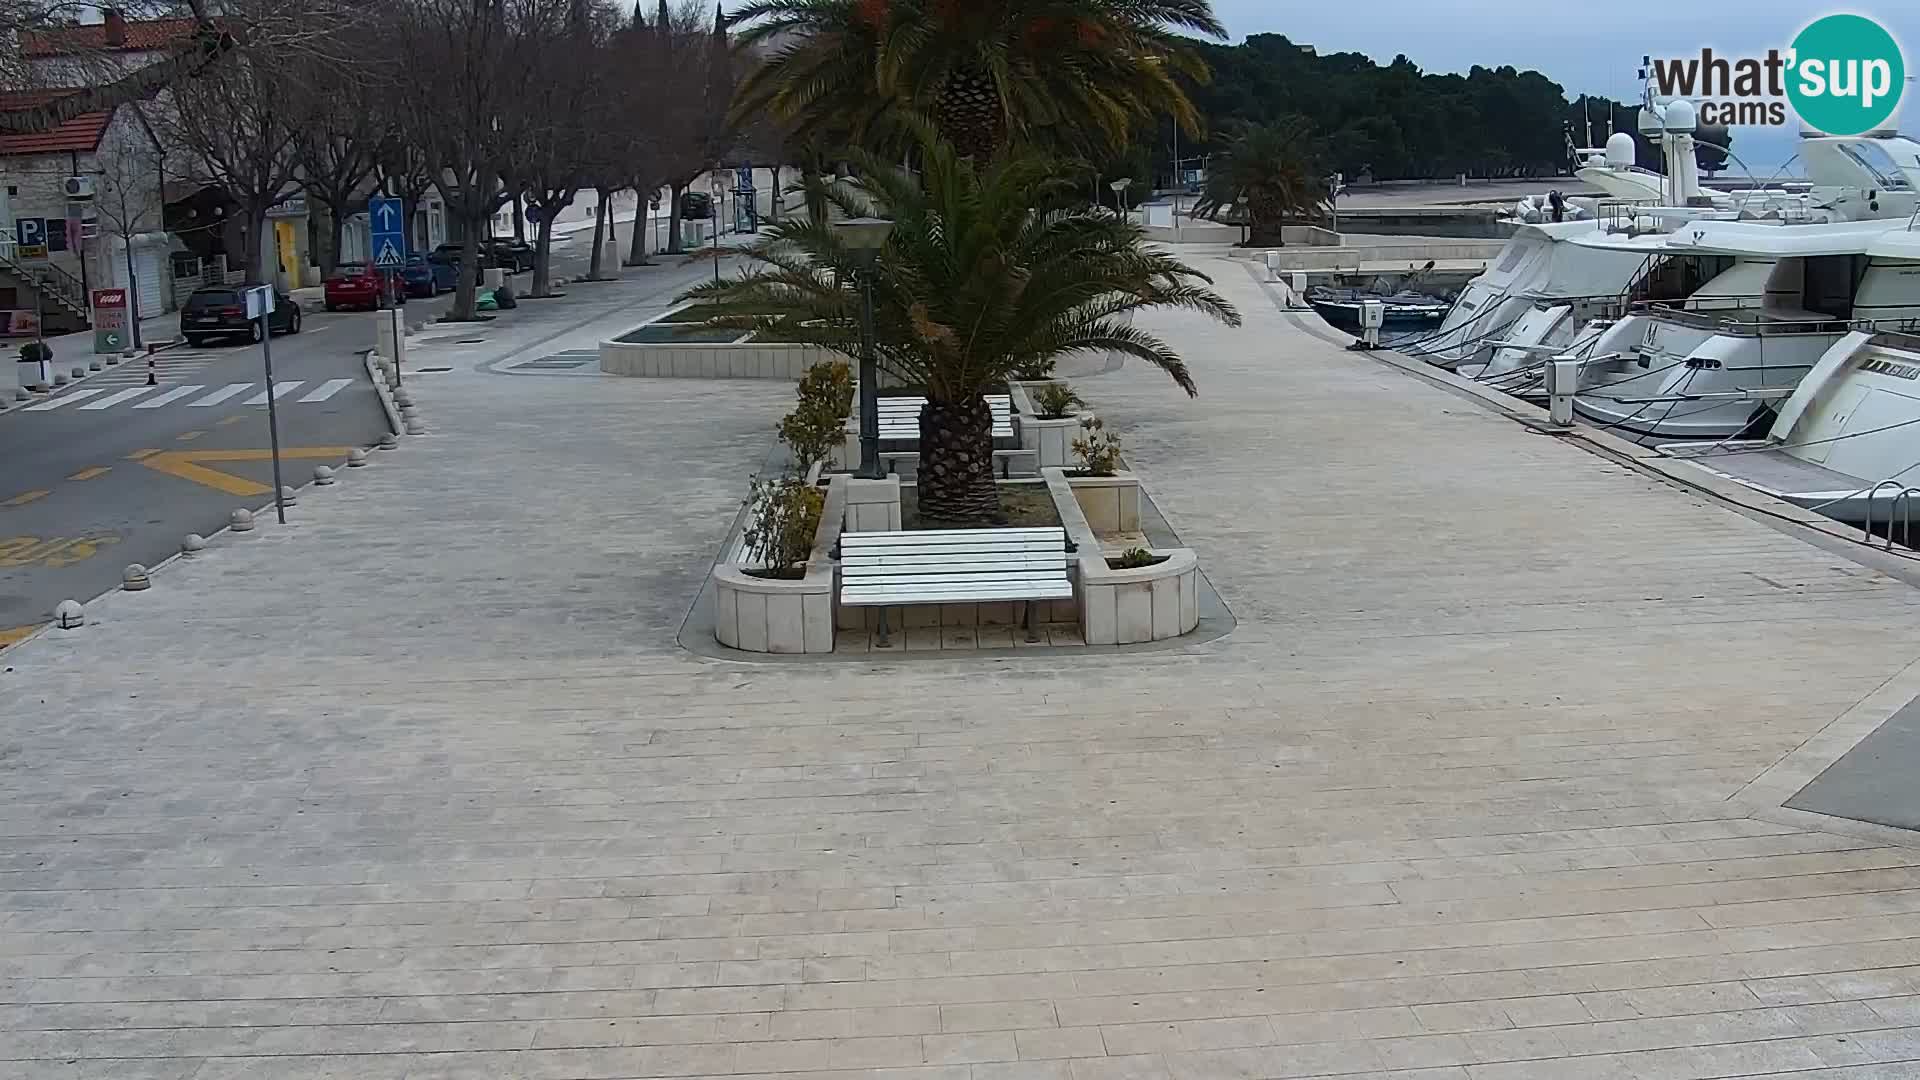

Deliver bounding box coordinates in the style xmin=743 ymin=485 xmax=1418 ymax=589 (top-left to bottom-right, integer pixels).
xmin=0 ymin=228 xmax=727 ymax=647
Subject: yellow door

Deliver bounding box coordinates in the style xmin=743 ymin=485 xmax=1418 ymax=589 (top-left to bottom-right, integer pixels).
xmin=274 ymin=220 xmax=300 ymax=288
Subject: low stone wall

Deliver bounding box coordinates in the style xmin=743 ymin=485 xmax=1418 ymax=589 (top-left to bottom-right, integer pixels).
xmin=601 ymin=340 xmax=842 ymax=380
xmin=712 ymin=475 xmax=846 ymax=654
xmin=1068 ymin=472 xmax=1141 ymax=534
xmin=1009 ymin=382 xmax=1084 ymax=469
xmin=1044 ymin=468 xmax=1201 ymax=646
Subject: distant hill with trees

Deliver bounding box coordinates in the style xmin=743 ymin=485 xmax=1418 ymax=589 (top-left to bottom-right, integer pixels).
xmin=1171 ymin=34 xmax=1730 ymax=184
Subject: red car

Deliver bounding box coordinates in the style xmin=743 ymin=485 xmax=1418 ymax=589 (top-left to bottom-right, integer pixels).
xmin=322 ymin=263 xmax=402 ymax=311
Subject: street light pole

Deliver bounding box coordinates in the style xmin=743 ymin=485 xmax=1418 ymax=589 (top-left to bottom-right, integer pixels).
xmin=832 ymin=217 xmax=895 ymax=480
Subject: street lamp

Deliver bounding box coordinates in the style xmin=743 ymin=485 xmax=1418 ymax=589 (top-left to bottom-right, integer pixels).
xmin=833 ymin=216 xmax=894 ymax=480
xmin=1108 ymin=178 xmax=1132 ymax=215
xmin=710 ymin=171 xmax=727 ymax=285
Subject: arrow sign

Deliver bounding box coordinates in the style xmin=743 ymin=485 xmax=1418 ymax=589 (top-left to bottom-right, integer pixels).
xmin=368 ymin=196 xmax=407 ymax=268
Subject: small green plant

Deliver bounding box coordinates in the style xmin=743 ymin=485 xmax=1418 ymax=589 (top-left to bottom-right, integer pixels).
xmin=1031 ymin=382 xmax=1084 ymax=420
xmin=1012 ymin=357 xmax=1057 ymax=380
xmin=779 ymin=360 xmax=855 ymax=471
xmin=1070 ymin=415 xmax=1123 ymax=476
xmin=741 ymin=475 xmax=825 ymax=579
xmin=18 ymin=340 xmax=50 ymax=364
xmin=1110 ymin=547 xmax=1163 ymax=570
xmin=796 ymin=360 xmax=854 ymax=418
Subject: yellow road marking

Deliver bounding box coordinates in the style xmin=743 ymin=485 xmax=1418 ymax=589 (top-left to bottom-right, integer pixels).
xmin=68 ymin=467 xmax=110 ymax=482
xmin=137 ymin=448 xmax=351 ymax=497
xmin=2 ymin=490 xmax=49 ymax=507
xmin=216 ymin=415 xmax=246 ymax=428
xmin=0 ymin=535 xmax=119 ymax=568
xmin=0 ymin=625 xmax=38 ymax=648
xmin=177 ymin=430 xmax=206 ymax=442
xmin=125 ymin=448 xmax=161 ymax=461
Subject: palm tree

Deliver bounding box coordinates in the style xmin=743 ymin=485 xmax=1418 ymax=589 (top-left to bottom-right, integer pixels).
xmin=683 ymin=130 xmax=1241 ymax=524
xmin=732 ymin=0 xmax=1227 ymax=162
xmin=1193 ymin=118 xmax=1332 ymax=247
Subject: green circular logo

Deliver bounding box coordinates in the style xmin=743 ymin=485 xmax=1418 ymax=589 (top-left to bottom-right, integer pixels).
xmin=1788 ymin=14 xmax=1905 ymax=135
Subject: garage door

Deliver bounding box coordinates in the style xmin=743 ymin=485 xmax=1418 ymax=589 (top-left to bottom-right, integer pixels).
xmin=134 ymin=244 xmax=166 ymax=319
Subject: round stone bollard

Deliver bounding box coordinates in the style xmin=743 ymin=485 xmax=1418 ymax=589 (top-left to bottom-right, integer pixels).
xmin=346 ymin=448 xmax=369 ymax=468
xmin=52 ymin=371 xmax=69 ymax=386
xmin=53 ymin=600 xmax=84 ymax=629
xmin=279 ymin=485 xmax=298 ymax=507
xmin=89 ymin=359 xmax=103 ymax=371
xmin=122 ymin=564 xmax=151 ymax=591
xmin=378 ymin=433 xmax=398 ymax=450
xmin=313 ymin=465 xmax=336 ymax=486
xmin=394 ymin=387 xmax=414 ymax=408
xmin=71 ymin=366 xmax=85 ymax=380
xmin=181 ymin=533 xmax=207 ymax=556
xmin=229 ymin=508 xmax=255 ymax=532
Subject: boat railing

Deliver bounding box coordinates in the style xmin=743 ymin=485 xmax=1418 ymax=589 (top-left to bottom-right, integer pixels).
xmin=1863 ymin=480 xmax=1920 ymax=550
xmin=1867 ymin=324 xmax=1920 ymax=353
xmin=1638 ymin=303 xmax=1854 ymax=338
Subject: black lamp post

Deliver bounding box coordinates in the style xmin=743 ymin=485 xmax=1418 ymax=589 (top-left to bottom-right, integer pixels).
xmin=833 ymin=217 xmax=894 ymax=479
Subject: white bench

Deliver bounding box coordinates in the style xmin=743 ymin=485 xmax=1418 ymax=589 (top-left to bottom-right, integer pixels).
xmin=873 ymin=394 xmax=1015 ymax=443
xmin=839 ymin=527 xmax=1073 ymax=645
xmin=877 ymin=447 xmax=1040 ymax=478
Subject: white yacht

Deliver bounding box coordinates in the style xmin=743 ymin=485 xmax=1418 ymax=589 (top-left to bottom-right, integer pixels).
xmin=1567 ymin=216 xmax=1920 ymax=440
xmin=1662 ymin=228 xmax=1920 ymax=533
xmin=1411 ymin=114 xmax=1920 ymax=375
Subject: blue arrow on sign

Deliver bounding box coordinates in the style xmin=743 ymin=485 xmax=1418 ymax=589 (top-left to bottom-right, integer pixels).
xmin=368 ymin=196 xmax=406 ymax=267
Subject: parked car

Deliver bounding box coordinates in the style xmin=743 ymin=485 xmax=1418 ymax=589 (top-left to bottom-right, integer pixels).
xmin=323 ymin=263 xmax=400 ymax=311
xmin=180 ymin=286 xmax=300 ymax=346
xmin=480 ymin=237 xmax=535 ymax=272
xmin=680 ymin=191 xmax=713 ymax=220
xmin=430 ymin=242 xmax=477 ymax=268
xmin=400 ymin=254 xmax=455 ymax=297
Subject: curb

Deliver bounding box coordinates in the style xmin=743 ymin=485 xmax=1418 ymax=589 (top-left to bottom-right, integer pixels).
xmin=364 ymin=350 xmax=406 ymax=436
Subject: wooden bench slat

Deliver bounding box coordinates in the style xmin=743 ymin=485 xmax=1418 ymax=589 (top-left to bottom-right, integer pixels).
xmin=843 ymin=528 xmax=1062 ymax=542
xmin=843 ymin=585 xmax=1074 ymax=605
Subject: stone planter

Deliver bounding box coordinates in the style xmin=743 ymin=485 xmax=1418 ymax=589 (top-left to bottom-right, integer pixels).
xmin=1066 ymin=472 xmax=1140 ymax=535
xmin=1043 ymin=468 xmax=1201 ymax=646
xmin=713 ymin=474 xmax=847 ymax=654
xmin=1009 ymin=381 xmax=1087 ymax=470
xmin=600 ymin=340 xmax=842 ymax=380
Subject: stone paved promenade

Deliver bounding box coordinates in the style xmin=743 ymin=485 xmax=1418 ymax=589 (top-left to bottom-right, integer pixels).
xmin=6 ymin=258 xmax=1920 ymax=1079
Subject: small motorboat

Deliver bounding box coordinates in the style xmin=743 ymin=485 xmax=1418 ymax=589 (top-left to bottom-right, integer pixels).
xmin=1305 ymin=286 xmax=1450 ymax=330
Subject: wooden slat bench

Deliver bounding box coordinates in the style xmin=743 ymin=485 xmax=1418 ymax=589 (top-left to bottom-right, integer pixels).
xmin=839 ymin=527 xmax=1073 ymax=645
xmin=877 ymin=447 xmax=1040 ymax=478
xmin=874 ymin=394 xmax=1015 ymax=444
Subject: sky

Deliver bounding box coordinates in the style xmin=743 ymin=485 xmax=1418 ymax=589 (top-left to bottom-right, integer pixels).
xmin=1208 ymin=0 xmax=1919 ymax=173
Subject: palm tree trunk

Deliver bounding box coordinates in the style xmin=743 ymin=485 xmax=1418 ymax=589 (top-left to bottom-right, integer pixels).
xmin=935 ymin=64 xmax=1006 ymax=161
xmin=917 ymin=395 xmax=1000 ymax=525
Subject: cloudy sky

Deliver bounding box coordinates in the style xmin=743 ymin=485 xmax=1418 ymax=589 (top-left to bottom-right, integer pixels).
xmin=1208 ymin=1 xmax=1918 ymax=171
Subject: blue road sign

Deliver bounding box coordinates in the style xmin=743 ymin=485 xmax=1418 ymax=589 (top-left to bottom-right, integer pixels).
xmin=14 ymin=216 xmax=47 ymax=257
xmin=369 ymin=196 xmax=406 ymax=268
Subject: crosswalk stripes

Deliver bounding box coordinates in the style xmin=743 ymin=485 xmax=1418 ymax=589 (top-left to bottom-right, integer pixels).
xmin=16 ymin=379 xmax=359 ymax=414
xmin=133 ymin=386 xmax=204 ymax=409
xmin=299 ymin=379 xmax=353 ymax=403
xmin=190 ymin=384 xmax=251 ymax=407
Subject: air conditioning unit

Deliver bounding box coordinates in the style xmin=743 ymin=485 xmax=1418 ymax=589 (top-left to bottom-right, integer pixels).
xmin=63 ymin=175 xmax=96 ymax=200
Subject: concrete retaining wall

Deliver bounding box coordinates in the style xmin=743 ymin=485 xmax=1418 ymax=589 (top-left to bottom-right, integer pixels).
xmin=601 ymin=340 xmax=842 ymax=380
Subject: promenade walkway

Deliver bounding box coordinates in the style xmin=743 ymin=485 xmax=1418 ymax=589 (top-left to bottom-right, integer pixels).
xmin=5 ymin=256 xmax=1920 ymax=1079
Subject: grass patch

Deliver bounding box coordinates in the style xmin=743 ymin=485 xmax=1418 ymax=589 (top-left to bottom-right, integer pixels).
xmin=902 ymin=483 xmax=1061 ymax=531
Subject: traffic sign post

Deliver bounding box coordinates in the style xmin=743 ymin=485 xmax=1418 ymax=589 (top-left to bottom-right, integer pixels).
xmin=245 ymin=285 xmax=289 ymax=525
xmin=91 ymin=288 xmax=128 ymax=354
xmin=369 ymin=196 xmax=406 ymax=269
xmin=15 ymin=217 xmax=47 ymax=259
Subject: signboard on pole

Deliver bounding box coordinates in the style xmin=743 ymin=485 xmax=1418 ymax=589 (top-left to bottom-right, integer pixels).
xmin=243 ymin=284 xmax=275 ymax=321
xmin=91 ymin=288 xmax=128 ymax=354
xmin=369 ymin=196 xmax=406 ymax=269
xmin=15 ymin=217 xmax=47 ymax=259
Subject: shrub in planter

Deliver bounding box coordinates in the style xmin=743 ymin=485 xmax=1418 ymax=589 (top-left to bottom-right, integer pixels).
xmin=1070 ymin=416 xmax=1124 ymax=476
xmin=1012 ymin=357 xmax=1056 ymax=380
xmin=779 ymin=360 xmax=855 ymax=472
xmin=742 ymin=475 xmax=825 ymax=579
xmin=1031 ymin=382 xmax=1084 ymax=420
xmin=18 ymin=340 xmax=51 ymax=365
xmin=1108 ymin=546 xmax=1167 ymax=570
xmin=796 ymin=359 xmax=854 ymax=418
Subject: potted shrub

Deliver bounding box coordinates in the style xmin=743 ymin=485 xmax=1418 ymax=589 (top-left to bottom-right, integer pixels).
xmin=15 ymin=339 xmax=52 ymax=391
xmin=1107 ymin=546 xmax=1168 ymax=570
xmin=740 ymin=475 xmax=825 ymax=580
xmin=1030 ymin=382 xmax=1084 ymax=421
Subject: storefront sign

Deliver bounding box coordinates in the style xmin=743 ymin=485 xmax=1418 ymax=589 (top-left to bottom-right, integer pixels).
xmin=92 ymin=287 xmax=128 ymax=354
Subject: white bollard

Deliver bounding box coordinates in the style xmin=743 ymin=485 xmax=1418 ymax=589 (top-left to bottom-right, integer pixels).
xmin=122 ymin=564 xmax=150 ymax=591
xmin=229 ymin=509 xmax=255 ymax=532
xmin=181 ymin=534 xmax=206 ymax=556
xmin=347 ymin=448 xmax=369 ymax=468
xmin=313 ymin=465 xmax=336 ymax=486
xmin=378 ymin=433 xmax=398 ymax=451
xmin=54 ymin=600 xmax=84 ymax=629
xmin=279 ymin=485 xmax=298 ymax=507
